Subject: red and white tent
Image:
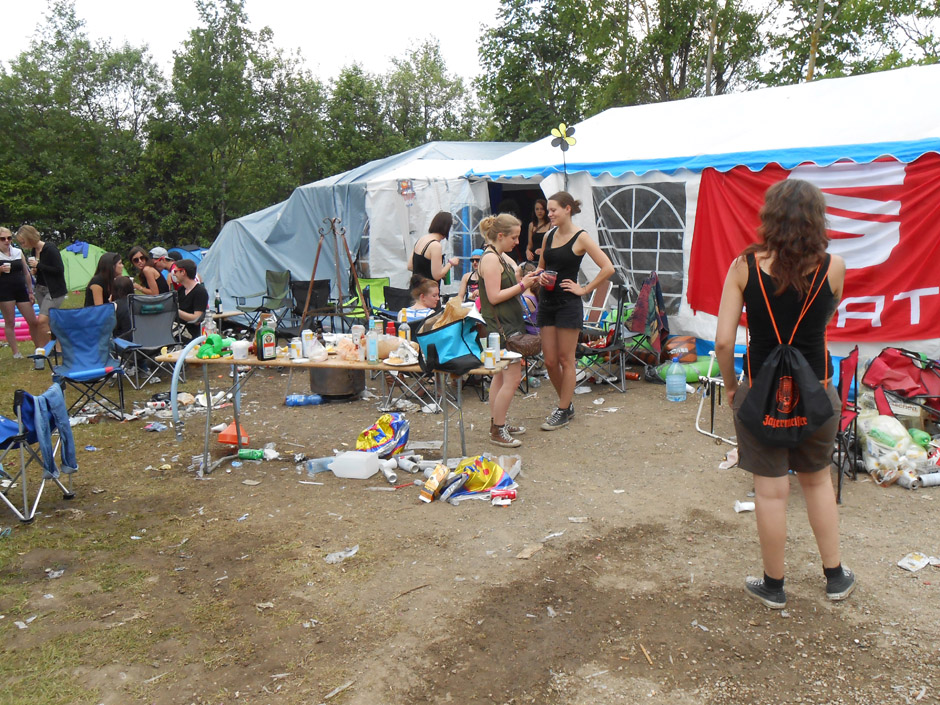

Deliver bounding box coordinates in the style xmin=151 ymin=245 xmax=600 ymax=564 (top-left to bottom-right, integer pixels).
xmin=471 ymin=65 xmax=940 ymax=357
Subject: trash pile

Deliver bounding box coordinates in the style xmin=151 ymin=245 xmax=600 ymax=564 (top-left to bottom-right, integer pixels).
xmin=858 ymin=412 xmax=939 ymax=488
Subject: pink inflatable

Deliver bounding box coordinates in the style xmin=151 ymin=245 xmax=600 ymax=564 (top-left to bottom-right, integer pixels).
xmin=10 ymin=304 xmax=41 ymax=341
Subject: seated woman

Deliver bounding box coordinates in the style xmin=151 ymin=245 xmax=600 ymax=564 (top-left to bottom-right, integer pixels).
xmin=458 ymin=248 xmax=484 ymax=303
xmin=84 ymin=252 xmax=124 ymax=306
xmin=128 ymin=246 xmax=169 ymax=296
xmin=399 ymin=274 xmax=440 ymax=323
xmin=111 ymin=276 xmax=135 ymax=340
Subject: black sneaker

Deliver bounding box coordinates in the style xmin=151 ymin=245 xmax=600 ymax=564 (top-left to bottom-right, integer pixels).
xmin=826 ymin=567 xmax=856 ymax=601
xmin=566 ymin=403 xmax=574 ymax=419
xmin=745 ymin=576 xmax=787 ymax=609
xmin=540 ymin=407 xmax=570 ymax=431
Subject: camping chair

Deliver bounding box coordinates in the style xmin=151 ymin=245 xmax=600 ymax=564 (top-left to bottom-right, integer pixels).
xmin=342 ymin=276 xmax=390 ymax=322
xmin=582 ymin=279 xmax=613 ymax=330
xmin=833 ymin=346 xmax=860 ymax=504
xmin=623 ymin=271 xmax=670 ymax=369
xmin=574 ymin=286 xmax=629 ymax=392
xmin=119 ymin=292 xmax=184 ymax=389
xmin=0 ymin=386 xmax=77 ymax=523
xmin=279 ymin=279 xmax=333 ymax=341
xmin=694 ymin=350 xmax=741 ymax=446
xmin=374 ymin=286 xmax=414 ymax=323
xmin=48 ymin=305 xmax=126 ymax=420
xmin=235 ymin=269 xmax=292 ymax=330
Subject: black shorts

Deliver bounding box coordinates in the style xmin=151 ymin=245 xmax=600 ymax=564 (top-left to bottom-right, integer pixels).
xmin=731 ymin=380 xmax=841 ymax=478
xmin=536 ymin=295 xmax=583 ymax=330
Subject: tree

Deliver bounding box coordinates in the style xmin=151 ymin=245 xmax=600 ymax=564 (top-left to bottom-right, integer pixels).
xmin=0 ymin=0 xmax=163 ymax=249
xmin=762 ymin=0 xmax=940 ymax=85
xmin=384 ymin=39 xmax=478 ymax=145
xmin=325 ymin=64 xmax=399 ymax=174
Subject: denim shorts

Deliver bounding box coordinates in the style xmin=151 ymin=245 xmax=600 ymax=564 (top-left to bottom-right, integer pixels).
xmin=536 ymin=295 xmax=583 ymax=330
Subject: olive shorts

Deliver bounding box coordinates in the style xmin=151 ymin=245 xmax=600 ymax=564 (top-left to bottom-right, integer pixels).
xmin=731 ymin=380 xmax=841 ymax=478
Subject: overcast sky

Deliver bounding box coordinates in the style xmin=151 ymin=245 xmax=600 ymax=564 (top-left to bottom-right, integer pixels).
xmin=1 ymin=0 xmax=502 ymax=80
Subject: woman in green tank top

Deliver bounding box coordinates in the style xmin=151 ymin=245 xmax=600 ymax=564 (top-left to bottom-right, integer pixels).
xmin=478 ymin=213 xmax=540 ymax=448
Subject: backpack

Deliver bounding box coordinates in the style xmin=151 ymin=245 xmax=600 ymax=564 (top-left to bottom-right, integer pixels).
xmin=737 ymin=257 xmax=834 ymax=448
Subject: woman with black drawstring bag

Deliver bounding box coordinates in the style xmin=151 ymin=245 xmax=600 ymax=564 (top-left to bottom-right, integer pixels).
xmin=715 ymin=179 xmax=856 ymax=611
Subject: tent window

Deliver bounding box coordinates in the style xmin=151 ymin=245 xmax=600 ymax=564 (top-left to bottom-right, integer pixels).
xmin=594 ymin=182 xmax=686 ymax=315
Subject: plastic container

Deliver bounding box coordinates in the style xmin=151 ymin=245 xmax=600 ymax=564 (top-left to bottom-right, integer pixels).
xmin=285 ymin=393 xmax=323 ymax=406
xmin=385 ymin=321 xmax=396 ymax=336
xmin=366 ymin=328 xmax=379 ymax=363
xmin=329 ymin=451 xmax=379 ymax=479
xmin=666 ymin=357 xmax=687 ymax=402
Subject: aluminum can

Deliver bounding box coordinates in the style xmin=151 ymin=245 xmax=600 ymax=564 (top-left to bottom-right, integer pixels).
xmin=147 ymin=401 xmax=167 ymax=409
xmin=483 ymin=348 xmax=496 ymax=369
xmin=289 ymin=337 xmax=302 ymax=359
xmin=301 ymin=329 xmax=315 ymax=357
xmin=489 ymin=488 xmax=517 ymax=500
xmin=487 ymin=332 xmax=500 ymax=353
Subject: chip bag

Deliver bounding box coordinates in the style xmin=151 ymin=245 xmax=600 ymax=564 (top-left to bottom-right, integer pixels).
xmin=355 ymin=413 xmax=409 ymax=458
xmin=454 ymin=455 xmax=510 ymax=492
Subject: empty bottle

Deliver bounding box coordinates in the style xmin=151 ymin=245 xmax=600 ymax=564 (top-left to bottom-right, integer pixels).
xmin=238 ymin=448 xmax=264 ymax=460
xmin=285 ymin=393 xmax=323 ymax=407
xmin=214 ymin=289 xmax=222 ymax=314
xmin=666 ymin=357 xmax=687 ymax=402
xmin=366 ymin=326 xmax=379 ymax=363
xmin=398 ymin=319 xmax=411 ymax=341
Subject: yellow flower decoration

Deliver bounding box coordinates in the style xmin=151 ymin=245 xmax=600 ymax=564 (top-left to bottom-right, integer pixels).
xmin=550 ymin=123 xmax=577 ymax=152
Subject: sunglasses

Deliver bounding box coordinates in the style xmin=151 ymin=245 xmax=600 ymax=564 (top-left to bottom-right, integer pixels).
xmin=0 ymin=236 xmax=11 ymax=242
xmin=470 ymin=258 xmax=481 ymax=263
xmin=132 ymin=255 xmax=147 ymax=263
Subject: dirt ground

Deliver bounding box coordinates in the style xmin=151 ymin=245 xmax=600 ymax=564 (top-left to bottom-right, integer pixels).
xmin=2 ymin=362 xmax=940 ymax=705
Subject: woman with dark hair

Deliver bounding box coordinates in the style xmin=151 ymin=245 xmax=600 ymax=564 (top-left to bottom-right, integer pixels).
xmin=111 ymin=275 xmax=135 ymax=340
xmin=408 ymin=211 xmax=459 ymax=285
xmin=84 ymin=252 xmax=124 ymax=306
xmin=716 ymin=179 xmax=853 ymax=609
xmin=526 ymin=199 xmax=551 ymax=263
xmin=129 ymin=246 xmax=169 ymax=296
xmin=536 ymin=191 xmax=614 ymax=431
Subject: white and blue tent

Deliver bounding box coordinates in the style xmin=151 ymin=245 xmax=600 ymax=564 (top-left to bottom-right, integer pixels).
xmin=470 ymin=64 xmax=940 ymax=356
xmin=200 ymin=141 xmax=521 ymax=318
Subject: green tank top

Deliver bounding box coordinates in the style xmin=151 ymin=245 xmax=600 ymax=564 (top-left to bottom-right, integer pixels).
xmin=478 ymin=247 xmax=525 ymax=337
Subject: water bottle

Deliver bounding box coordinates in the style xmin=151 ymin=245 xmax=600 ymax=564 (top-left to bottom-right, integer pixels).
xmin=285 ymin=393 xmax=323 ymax=407
xmin=666 ymin=357 xmax=687 ymax=402
xmin=366 ymin=327 xmax=379 ymax=363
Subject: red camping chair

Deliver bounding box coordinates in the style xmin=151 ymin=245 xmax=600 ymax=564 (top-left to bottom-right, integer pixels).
xmin=833 ymin=347 xmax=859 ymax=504
xmin=861 ymin=347 xmax=940 ymax=414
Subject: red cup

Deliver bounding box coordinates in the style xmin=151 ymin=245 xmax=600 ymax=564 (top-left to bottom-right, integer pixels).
xmin=543 ymin=270 xmax=558 ymax=290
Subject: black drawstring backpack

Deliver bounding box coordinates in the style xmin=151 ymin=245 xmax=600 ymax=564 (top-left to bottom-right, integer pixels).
xmin=737 ymin=257 xmax=834 ymax=448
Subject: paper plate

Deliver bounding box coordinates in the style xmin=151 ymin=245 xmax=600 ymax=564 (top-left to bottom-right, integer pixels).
xmin=292 ymin=357 xmax=310 ymax=363
xmin=385 ymin=358 xmax=417 ymax=367
xmin=501 ymin=350 xmax=522 ymax=360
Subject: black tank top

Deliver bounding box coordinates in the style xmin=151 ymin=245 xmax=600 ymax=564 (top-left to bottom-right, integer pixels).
xmin=541 ymin=228 xmax=585 ymax=302
xmin=531 ymin=226 xmax=550 ymax=252
xmin=411 ymin=240 xmax=435 ymax=281
xmin=743 ymin=253 xmax=835 ymax=381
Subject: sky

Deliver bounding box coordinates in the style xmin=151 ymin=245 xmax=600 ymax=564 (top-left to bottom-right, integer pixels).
xmin=1 ymin=0 xmax=503 ymax=80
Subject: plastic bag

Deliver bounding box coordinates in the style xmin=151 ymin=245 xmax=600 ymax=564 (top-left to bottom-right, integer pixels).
xmin=308 ymin=337 xmax=328 ymax=362
xmin=454 ymin=455 xmax=510 ymax=492
xmin=355 ymin=413 xmax=409 ymax=458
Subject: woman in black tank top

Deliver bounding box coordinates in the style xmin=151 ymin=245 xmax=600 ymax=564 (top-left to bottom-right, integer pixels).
xmin=536 ymin=191 xmax=614 ymax=431
xmin=716 ymin=179 xmax=855 ymax=609
xmin=407 ymin=211 xmax=459 ymax=286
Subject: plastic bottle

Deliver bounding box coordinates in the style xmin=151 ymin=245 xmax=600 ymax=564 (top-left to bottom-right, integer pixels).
xmin=366 ymin=326 xmax=379 ymax=363
xmin=202 ymin=307 xmax=217 ymax=337
xmin=214 ymin=289 xmax=222 ymax=314
xmin=666 ymin=356 xmax=687 ymax=402
xmin=285 ymin=393 xmax=323 ymax=407
xmin=238 ymin=448 xmax=264 ymax=460
xmin=399 ymin=319 xmax=411 ymax=341
xmin=386 ymin=321 xmax=396 ymax=336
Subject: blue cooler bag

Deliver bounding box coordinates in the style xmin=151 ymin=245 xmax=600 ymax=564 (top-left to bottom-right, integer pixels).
xmin=415 ymin=311 xmax=483 ymax=376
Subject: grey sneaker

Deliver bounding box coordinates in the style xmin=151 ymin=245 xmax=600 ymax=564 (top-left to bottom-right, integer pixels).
xmin=490 ymin=424 xmax=521 ymax=448
xmin=826 ymin=567 xmax=856 ymax=601
xmin=540 ymin=407 xmax=570 ymax=431
xmin=745 ymin=576 xmax=787 ymax=609
xmin=566 ymin=403 xmax=574 ymax=419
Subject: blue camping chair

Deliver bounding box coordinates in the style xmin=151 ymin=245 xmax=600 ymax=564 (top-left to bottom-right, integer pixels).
xmin=0 ymin=386 xmax=78 ymax=522
xmin=48 ymin=305 xmax=125 ymax=420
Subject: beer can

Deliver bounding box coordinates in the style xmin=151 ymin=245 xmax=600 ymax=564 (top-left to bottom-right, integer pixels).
xmin=289 ymin=337 xmax=303 ymax=360
xmin=147 ymin=401 xmax=167 ymax=409
xmin=483 ymin=348 xmax=496 ymax=369
xmin=487 ymin=332 xmax=500 ymax=353
xmin=489 ymin=488 xmax=517 ymax=500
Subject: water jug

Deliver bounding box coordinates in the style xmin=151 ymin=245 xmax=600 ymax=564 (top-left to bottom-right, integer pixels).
xmin=666 ymin=357 xmax=687 ymax=402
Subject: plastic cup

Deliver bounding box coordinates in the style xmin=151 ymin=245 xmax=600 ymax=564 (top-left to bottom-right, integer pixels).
xmin=543 ymin=270 xmax=558 ymax=290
